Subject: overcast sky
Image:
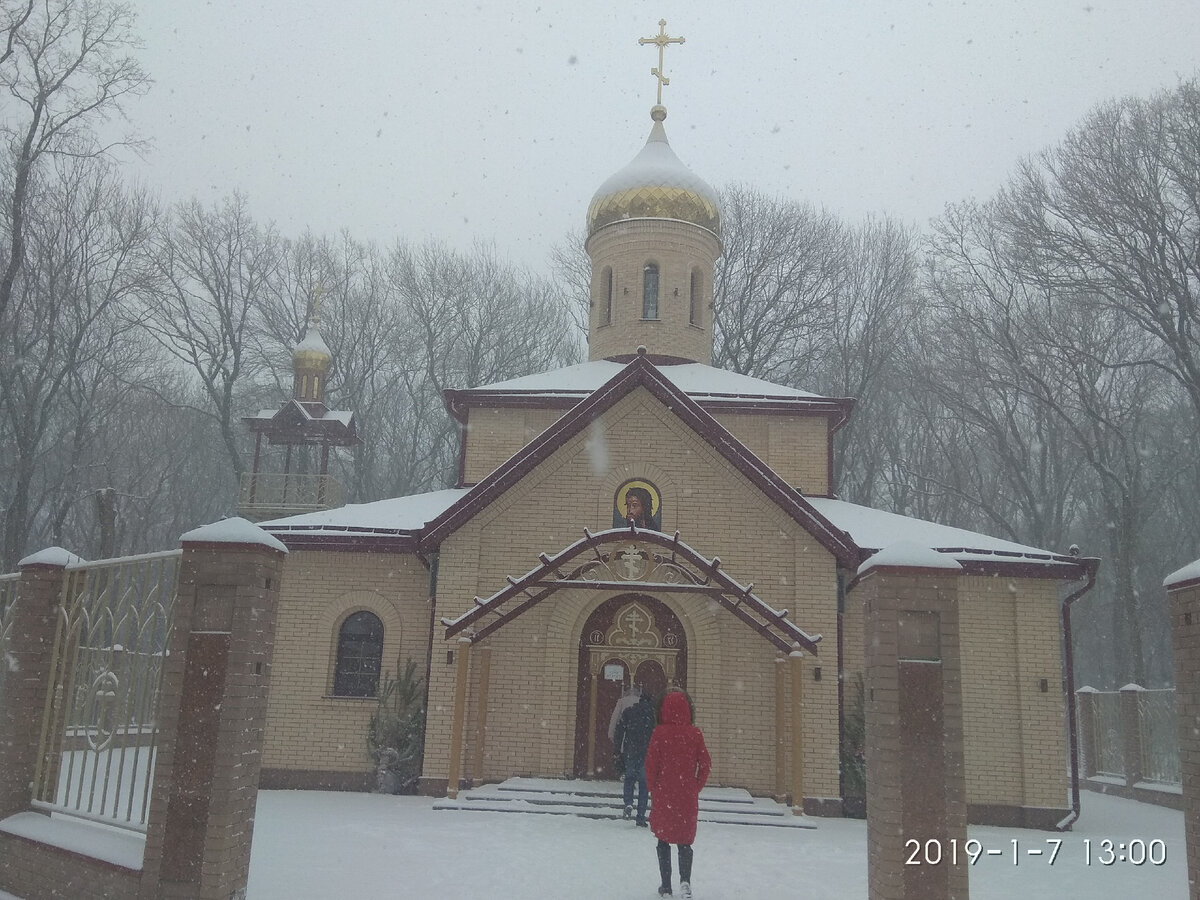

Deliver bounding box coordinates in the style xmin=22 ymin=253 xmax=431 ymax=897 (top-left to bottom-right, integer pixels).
xmin=120 ymin=1 xmax=1200 ymax=269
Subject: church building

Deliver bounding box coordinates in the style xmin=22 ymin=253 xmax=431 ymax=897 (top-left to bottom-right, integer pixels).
xmin=249 ymin=30 xmax=1095 ymax=828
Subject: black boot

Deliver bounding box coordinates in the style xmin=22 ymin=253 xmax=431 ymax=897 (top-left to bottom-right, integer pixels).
xmin=657 ymin=840 xmax=673 ymax=895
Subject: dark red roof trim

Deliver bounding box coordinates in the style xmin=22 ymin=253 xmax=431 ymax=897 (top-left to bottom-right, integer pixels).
xmin=443 ymin=384 xmax=856 ymax=425
xmin=261 ymin=527 xmax=420 ymax=553
xmin=1166 ymin=575 xmax=1200 ymax=593
xmin=423 ymin=355 xmax=860 ymax=568
xmin=844 ymin=555 xmax=1098 ymax=593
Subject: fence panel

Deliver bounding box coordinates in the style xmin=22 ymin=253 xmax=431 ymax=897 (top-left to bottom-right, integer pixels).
xmin=1138 ymin=689 xmax=1181 ymax=784
xmin=0 ymin=572 xmax=18 ymax=708
xmin=1091 ymin=690 xmax=1125 ymax=778
xmin=32 ymin=550 xmax=181 ymax=832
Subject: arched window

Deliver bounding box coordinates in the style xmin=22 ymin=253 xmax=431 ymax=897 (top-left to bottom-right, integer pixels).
xmin=689 ymin=269 xmax=700 ymax=325
xmin=642 ymin=263 xmax=659 ymax=319
xmin=333 ymin=610 xmax=384 ymax=697
xmin=603 ymin=267 xmax=613 ymax=325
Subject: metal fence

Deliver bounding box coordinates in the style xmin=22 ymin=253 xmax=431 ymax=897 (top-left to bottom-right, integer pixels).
xmin=31 ymin=550 xmax=181 ymax=832
xmin=0 ymin=572 xmax=18 ymax=708
xmin=1138 ymin=689 xmax=1181 ymax=784
xmin=1090 ymin=690 xmax=1125 ymax=777
xmin=1077 ymin=686 xmax=1181 ymax=788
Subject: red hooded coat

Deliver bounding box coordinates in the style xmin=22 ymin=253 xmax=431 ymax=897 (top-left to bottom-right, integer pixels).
xmin=644 ymin=692 xmax=712 ymax=844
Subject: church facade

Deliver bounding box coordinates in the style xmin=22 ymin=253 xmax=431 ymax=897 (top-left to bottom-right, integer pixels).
xmin=251 ymin=92 xmax=1095 ymax=828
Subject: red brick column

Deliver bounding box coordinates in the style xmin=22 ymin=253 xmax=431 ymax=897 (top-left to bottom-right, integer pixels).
xmin=140 ymin=519 xmax=286 ymax=900
xmin=0 ymin=548 xmax=80 ymax=821
xmin=1166 ymin=561 xmax=1200 ymax=900
xmin=859 ymin=545 xmax=969 ymax=900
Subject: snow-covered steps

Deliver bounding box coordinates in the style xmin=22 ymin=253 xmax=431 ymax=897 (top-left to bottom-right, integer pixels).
xmin=432 ymin=777 xmax=817 ymax=829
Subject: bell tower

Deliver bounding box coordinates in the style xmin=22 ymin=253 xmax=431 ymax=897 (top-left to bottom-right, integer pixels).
xmin=585 ymin=20 xmax=722 ymax=365
xmin=239 ymin=307 xmax=358 ymax=521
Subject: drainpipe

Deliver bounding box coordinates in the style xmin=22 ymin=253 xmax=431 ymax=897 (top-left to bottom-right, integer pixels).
xmin=1056 ymin=558 xmax=1099 ymax=832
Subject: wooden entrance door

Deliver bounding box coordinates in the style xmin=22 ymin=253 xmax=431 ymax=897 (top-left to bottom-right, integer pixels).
xmin=573 ymin=594 xmax=687 ymax=778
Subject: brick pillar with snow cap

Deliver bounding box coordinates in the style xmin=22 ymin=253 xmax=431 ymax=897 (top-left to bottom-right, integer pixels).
xmin=140 ymin=517 xmax=286 ymax=900
xmin=858 ymin=541 xmax=969 ymax=900
xmin=1165 ymin=557 xmax=1200 ymax=900
xmin=0 ymin=547 xmax=83 ymax=821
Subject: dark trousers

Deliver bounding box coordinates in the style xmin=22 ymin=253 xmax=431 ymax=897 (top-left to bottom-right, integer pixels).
xmin=657 ymin=840 xmax=693 ymax=888
xmin=623 ymin=754 xmax=648 ymax=822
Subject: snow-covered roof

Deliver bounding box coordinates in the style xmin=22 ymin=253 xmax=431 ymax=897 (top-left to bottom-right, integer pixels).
xmin=247 ymin=403 xmax=354 ymax=424
xmin=468 ymin=360 xmax=828 ymax=403
xmin=586 ymin=113 xmax=720 ymax=236
xmin=293 ymin=325 xmax=331 ymax=358
xmin=180 ymin=516 xmax=288 ymax=552
xmin=18 ymin=546 xmax=86 ymax=568
xmin=261 ymin=488 xmax=470 ymax=535
xmin=1164 ymin=557 xmax=1200 ymax=588
xmin=858 ymin=541 xmax=965 ymax=575
xmin=809 ymin=497 xmax=1076 ymax=569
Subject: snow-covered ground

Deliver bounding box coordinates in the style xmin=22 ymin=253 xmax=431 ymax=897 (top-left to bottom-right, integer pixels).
xmin=0 ymin=788 xmax=1187 ymax=899
xmin=241 ymin=789 xmax=1187 ymax=899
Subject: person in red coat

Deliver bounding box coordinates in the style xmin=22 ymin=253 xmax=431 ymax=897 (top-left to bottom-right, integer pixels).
xmin=644 ymin=689 xmax=711 ymax=898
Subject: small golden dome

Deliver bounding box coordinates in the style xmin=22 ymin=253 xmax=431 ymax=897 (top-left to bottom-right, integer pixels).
xmin=587 ymin=107 xmax=720 ymax=237
xmin=292 ymin=325 xmax=332 ymax=372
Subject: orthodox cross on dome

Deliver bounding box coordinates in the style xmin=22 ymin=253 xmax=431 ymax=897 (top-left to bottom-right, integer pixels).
xmin=638 ymin=18 xmax=684 ymax=106
xmin=309 ymin=281 xmax=325 ymax=328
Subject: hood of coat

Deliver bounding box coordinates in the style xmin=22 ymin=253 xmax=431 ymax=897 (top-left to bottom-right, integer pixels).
xmin=659 ymin=691 xmax=691 ymax=725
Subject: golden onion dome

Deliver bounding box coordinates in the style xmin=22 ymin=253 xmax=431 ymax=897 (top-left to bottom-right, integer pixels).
xmin=587 ymin=105 xmax=720 ymax=237
xmin=292 ymin=325 xmax=332 ymax=372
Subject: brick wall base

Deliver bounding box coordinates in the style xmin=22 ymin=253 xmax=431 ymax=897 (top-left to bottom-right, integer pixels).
xmin=0 ymin=831 xmax=140 ymax=900
xmin=260 ymin=768 xmax=373 ymax=792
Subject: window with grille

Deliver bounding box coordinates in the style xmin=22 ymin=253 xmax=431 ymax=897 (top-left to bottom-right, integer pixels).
xmin=689 ymin=269 xmax=700 ymax=324
xmin=333 ymin=610 xmax=384 ymax=697
xmin=603 ymin=267 xmax=613 ymax=325
xmin=642 ymin=263 xmax=659 ymax=319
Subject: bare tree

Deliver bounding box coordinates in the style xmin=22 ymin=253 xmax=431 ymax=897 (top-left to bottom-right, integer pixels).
xmin=1001 ymin=81 xmax=1200 ymax=424
xmin=712 ymin=184 xmax=846 ymax=382
xmin=0 ymin=0 xmax=150 ymax=323
xmin=0 ymin=155 xmax=157 ymax=567
xmin=386 ymin=239 xmax=581 ymax=489
xmin=142 ymin=194 xmax=282 ymax=480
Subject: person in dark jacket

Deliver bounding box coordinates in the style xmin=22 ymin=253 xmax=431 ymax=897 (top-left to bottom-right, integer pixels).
xmin=645 ymin=689 xmax=711 ymax=898
xmin=614 ymin=687 xmax=656 ymax=825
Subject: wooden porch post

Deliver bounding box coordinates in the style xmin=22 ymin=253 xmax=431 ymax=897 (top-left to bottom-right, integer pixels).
xmin=471 ymin=645 xmax=492 ymax=785
xmin=775 ymin=657 xmax=787 ymax=801
xmin=446 ymin=637 xmax=472 ymax=799
xmin=790 ymin=648 xmax=804 ymax=814
xmin=586 ymin=654 xmax=600 ymax=775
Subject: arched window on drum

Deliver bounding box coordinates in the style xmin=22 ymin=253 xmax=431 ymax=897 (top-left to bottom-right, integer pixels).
xmin=642 ymin=262 xmax=659 ymax=319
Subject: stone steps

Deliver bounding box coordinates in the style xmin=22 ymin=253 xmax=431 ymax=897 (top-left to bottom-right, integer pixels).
xmin=432 ymin=777 xmax=816 ymax=829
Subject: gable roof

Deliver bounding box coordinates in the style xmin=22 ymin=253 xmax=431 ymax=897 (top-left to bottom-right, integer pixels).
xmin=244 ymin=398 xmax=358 ymax=445
xmin=444 ymin=360 xmax=854 ymax=424
xmin=421 ymin=353 xmax=861 ymax=567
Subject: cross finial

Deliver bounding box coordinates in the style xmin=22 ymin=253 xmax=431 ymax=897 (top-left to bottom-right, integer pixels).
xmin=638 ymin=19 xmax=685 ymax=107
xmin=310 ymin=282 xmax=324 ymax=328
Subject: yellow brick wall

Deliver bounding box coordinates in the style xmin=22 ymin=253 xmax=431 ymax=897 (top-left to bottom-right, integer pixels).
xmin=463 ymin=407 xmax=567 ymax=484
xmin=586 ymin=219 xmax=721 ymax=365
xmin=427 ymin=387 xmax=841 ymax=799
xmin=263 ymin=551 xmax=431 ymax=774
xmin=465 ymin=406 xmax=831 ymax=496
xmin=844 ymin=573 xmax=1069 ymax=810
xmin=710 ymin=412 xmax=830 ymax=495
